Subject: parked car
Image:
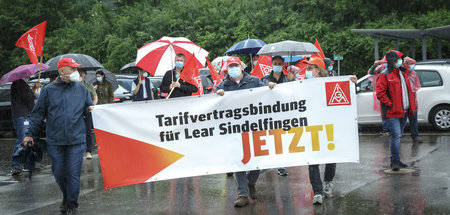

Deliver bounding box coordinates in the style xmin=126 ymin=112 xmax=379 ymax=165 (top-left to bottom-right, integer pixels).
xmin=116 ymin=74 xmax=163 ymax=98
xmin=356 ymin=62 xmax=450 ymax=131
xmin=113 ymin=83 xmax=133 ymax=103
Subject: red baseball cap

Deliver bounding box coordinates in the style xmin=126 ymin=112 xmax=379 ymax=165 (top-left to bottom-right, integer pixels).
xmin=57 ymin=58 xmax=82 ymax=69
xmin=303 ymin=57 xmax=326 ymax=69
xmin=226 ymin=57 xmax=242 ymax=67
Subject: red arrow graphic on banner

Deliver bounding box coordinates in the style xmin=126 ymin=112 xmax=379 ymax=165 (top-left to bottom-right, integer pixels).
xmin=94 ymin=129 xmax=184 ymax=190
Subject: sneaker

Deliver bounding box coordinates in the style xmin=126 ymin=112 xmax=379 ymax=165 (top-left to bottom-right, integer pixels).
xmin=380 ymin=131 xmax=390 ymax=136
xmin=323 ymin=182 xmax=333 ymax=197
xmin=248 ymin=184 xmax=257 ymax=199
xmin=11 ymin=168 xmax=21 ymax=176
xmin=312 ymin=194 xmax=323 ymax=205
xmin=233 ymin=196 xmax=249 ymax=207
xmin=22 ymin=168 xmax=30 ymax=172
xmin=277 ymin=168 xmax=288 ymax=176
xmin=60 ymin=199 xmax=68 ymax=214
xmin=391 ymin=161 xmax=400 ymax=171
xmin=86 ymin=152 xmax=92 ymax=160
xmin=67 ymin=208 xmax=78 ymax=215
xmin=413 ymin=136 xmax=423 ymax=143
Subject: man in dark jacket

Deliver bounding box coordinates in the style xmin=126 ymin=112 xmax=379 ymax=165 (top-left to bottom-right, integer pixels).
xmin=132 ymin=69 xmax=158 ymax=101
xmin=376 ymin=51 xmax=416 ymax=171
xmin=160 ymin=53 xmax=198 ymax=98
xmin=216 ymin=57 xmax=270 ymax=207
xmin=10 ymin=77 xmax=40 ymax=175
xmin=24 ymin=58 xmax=94 ymax=215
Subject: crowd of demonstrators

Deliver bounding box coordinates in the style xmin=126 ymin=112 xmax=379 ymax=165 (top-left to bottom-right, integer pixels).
xmin=375 ymin=50 xmax=417 ymax=171
xmin=160 ymin=53 xmax=198 ymax=99
xmin=10 ymin=75 xmax=41 ymax=175
xmin=23 ymin=58 xmax=94 ymax=215
xmin=93 ymin=69 xmax=114 ymax=104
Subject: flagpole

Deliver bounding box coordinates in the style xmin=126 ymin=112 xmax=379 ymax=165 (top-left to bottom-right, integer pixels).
xmin=166 ymin=77 xmax=180 ymax=99
xmin=38 ymin=56 xmax=43 ymax=81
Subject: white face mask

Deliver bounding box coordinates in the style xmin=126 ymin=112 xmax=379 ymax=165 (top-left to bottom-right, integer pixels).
xmin=69 ymin=71 xmax=81 ymax=82
xmin=142 ymin=72 xmax=148 ymax=78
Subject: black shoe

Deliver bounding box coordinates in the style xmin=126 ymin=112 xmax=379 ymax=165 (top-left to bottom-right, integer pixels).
xmin=413 ymin=136 xmax=423 ymax=143
xmin=60 ymin=199 xmax=68 ymax=214
xmin=399 ymin=161 xmax=408 ymax=168
xmin=391 ymin=161 xmax=400 ymax=171
xmin=11 ymin=168 xmax=21 ymax=176
xmin=67 ymin=208 xmax=78 ymax=215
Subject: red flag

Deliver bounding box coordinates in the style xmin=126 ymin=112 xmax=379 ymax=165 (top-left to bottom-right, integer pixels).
xmin=15 ymin=21 xmax=47 ymax=64
xmin=205 ymin=57 xmax=223 ymax=92
xmin=251 ymin=55 xmax=272 ymax=79
xmin=295 ymin=56 xmax=308 ymax=80
xmin=180 ymin=54 xmax=204 ymax=95
xmin=311 ymin=38 xmax=325 ymax=59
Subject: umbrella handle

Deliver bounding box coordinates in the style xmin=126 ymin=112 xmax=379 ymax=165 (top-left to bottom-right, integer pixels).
xmin=166 ymin=78 xmax=180 ymax=99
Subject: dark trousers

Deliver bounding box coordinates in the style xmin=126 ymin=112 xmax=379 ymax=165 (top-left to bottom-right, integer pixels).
xmin=308 ymin=163 xmax=336 ymax=195
xmin=47 ymin=143 xmax=85 ymax=209
xmin=406 ymin=111 xmax=419 ymax=139
xmin=85 ymin=112 xmax=93 ymax=153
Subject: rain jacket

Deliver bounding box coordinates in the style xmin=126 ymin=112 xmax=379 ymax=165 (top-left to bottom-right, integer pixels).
xmin=376 ymin=52 xmax=416 ymax=118
xmin=160 ymin=69 xmax=198 ymax=98
xmin=10 ymin=79 xmax=35 ymax=118
xmin=261 ymin=70 xmax=289 ymax=85
xmin=216 ymin=72 xmax=264 ymax=91
xmin=26 ymin=78 xmax=94 ymax=145
xmin=403 ymin=57 xmax=421 ymax=109
xmin=94 ymin=80 xmax=113 ymax=104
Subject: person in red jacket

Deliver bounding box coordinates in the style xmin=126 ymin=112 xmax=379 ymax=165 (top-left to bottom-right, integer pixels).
xmin=376 ymin=51 xmax=416 ymax=171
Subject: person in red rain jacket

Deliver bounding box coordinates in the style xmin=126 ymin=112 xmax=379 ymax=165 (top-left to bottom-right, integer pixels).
xmin=376 ymin=50 xmax=416 ymax=171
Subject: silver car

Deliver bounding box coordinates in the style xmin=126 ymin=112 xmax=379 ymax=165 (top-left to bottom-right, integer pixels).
xmin=356 ymin=61 xmax=450 ymax=131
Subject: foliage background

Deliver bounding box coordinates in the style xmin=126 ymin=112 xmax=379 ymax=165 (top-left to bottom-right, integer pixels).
xmin=1 ymin=0 xmax=449 ymax=77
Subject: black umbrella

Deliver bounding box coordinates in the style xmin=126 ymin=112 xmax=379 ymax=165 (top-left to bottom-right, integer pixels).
xmin=119 ymin=61 xmax=140 ymax=72
xmin=38 ymin=53 xmax=104 ymax=78
xmin=12 ymin=138 xmax=45 ymax=180
xmin=85 ymin=68 xmax=119 ymax=91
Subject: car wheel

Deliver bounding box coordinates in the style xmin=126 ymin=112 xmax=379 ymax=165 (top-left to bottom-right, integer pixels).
xmin=429 ymin=105 xmax=450 ymax=131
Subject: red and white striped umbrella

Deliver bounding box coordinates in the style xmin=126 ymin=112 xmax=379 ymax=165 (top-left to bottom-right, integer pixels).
xmin=136 ymin=36 xmax=209 ymax=76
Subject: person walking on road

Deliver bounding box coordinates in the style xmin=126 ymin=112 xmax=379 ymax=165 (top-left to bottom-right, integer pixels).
xmin=402 ymin=56 xmax=422 ymax=143
xmin=79 ymin=70 xmax=97 ymax=160
xmin=23 ymin=58 xmax=94 ymax=215
xmin=376 ymin=51 xmax=416 ymax=171
xmin=216 ymin=56 xmax=268 ymax=207
xmin=160 ymin=53 xmax=198 ymax=98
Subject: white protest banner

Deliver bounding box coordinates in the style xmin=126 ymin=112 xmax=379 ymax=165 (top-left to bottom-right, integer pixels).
xmin=92 ymin=76 xmax=359 ymax=190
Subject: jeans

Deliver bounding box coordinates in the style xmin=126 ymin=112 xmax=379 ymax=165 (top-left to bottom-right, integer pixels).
xmin=381 ymin=117 xmax=389 ymax=132
xmin=308 ymin=163 xmax=336 ymax=195
xmin=234 ymin=170 xmax=260 ymax=197
xmin=85 ymin=113 xmax=93 ymax=153
xmin=47 ymin=143 xmax=85 ymax=209
xmin=12 ymin=116 xmax=30 ymax=169
xmin=406 ymin=111 xmax=419 ymax=139
xmin=385 ymin=116 xmax=407 ymax=163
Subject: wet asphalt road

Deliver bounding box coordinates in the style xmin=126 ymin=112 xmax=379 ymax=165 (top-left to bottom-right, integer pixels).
xmin=0 ymin=129 xmax=449 ymax=215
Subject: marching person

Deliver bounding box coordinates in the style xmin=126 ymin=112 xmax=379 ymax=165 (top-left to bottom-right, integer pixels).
xmin=132 ymin=69 xmax=158 ymax=101
xmin=402 ymin=57 xmax=422 ymax=143
xmin=93 ymin=69 xmax=114 ymax=104
xmin=302 ymin=57 xmax=357 ymax=205
xmin=216 ymin=56 xmax=269 ymax=207
xmin=10 ymin=76 xmax=40 ymax=175
xmin=261 ymin=55 xmax=290 ymax=176
xmin=24 ymin=58 xmax=94 ymax=215
xmin=79 ymin=70 xmax=98 ymax=159
xmin=160 ymin=53 xmax=198 ymax=98
xmin=376 ymin=51 xmax=416 ymax=171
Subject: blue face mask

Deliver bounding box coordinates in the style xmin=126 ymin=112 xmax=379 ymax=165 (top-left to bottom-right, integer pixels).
xmin=228 ymin=66 xmax=241 ymax=78
xmin=295 ymin=74 xmax=300 ymax=79
xmin=305 ymin=70 xmax=315 ymax=79
xmin=175 ymin=61 xmax=184 ymax=69
xmin=273 ymin=66 xmax=283 ymax=73
xmin=328 ymin=65 xmax=333 ymax=71
xmin=395 ymin=59 xmax=403 ymax=68
xmin=409 ymin=65 xmax=415 ymax=71
xmin=175 ymin=72 xmax=180 ymax=79
xmin=96 ymin=77 xmax=103 ymax=82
